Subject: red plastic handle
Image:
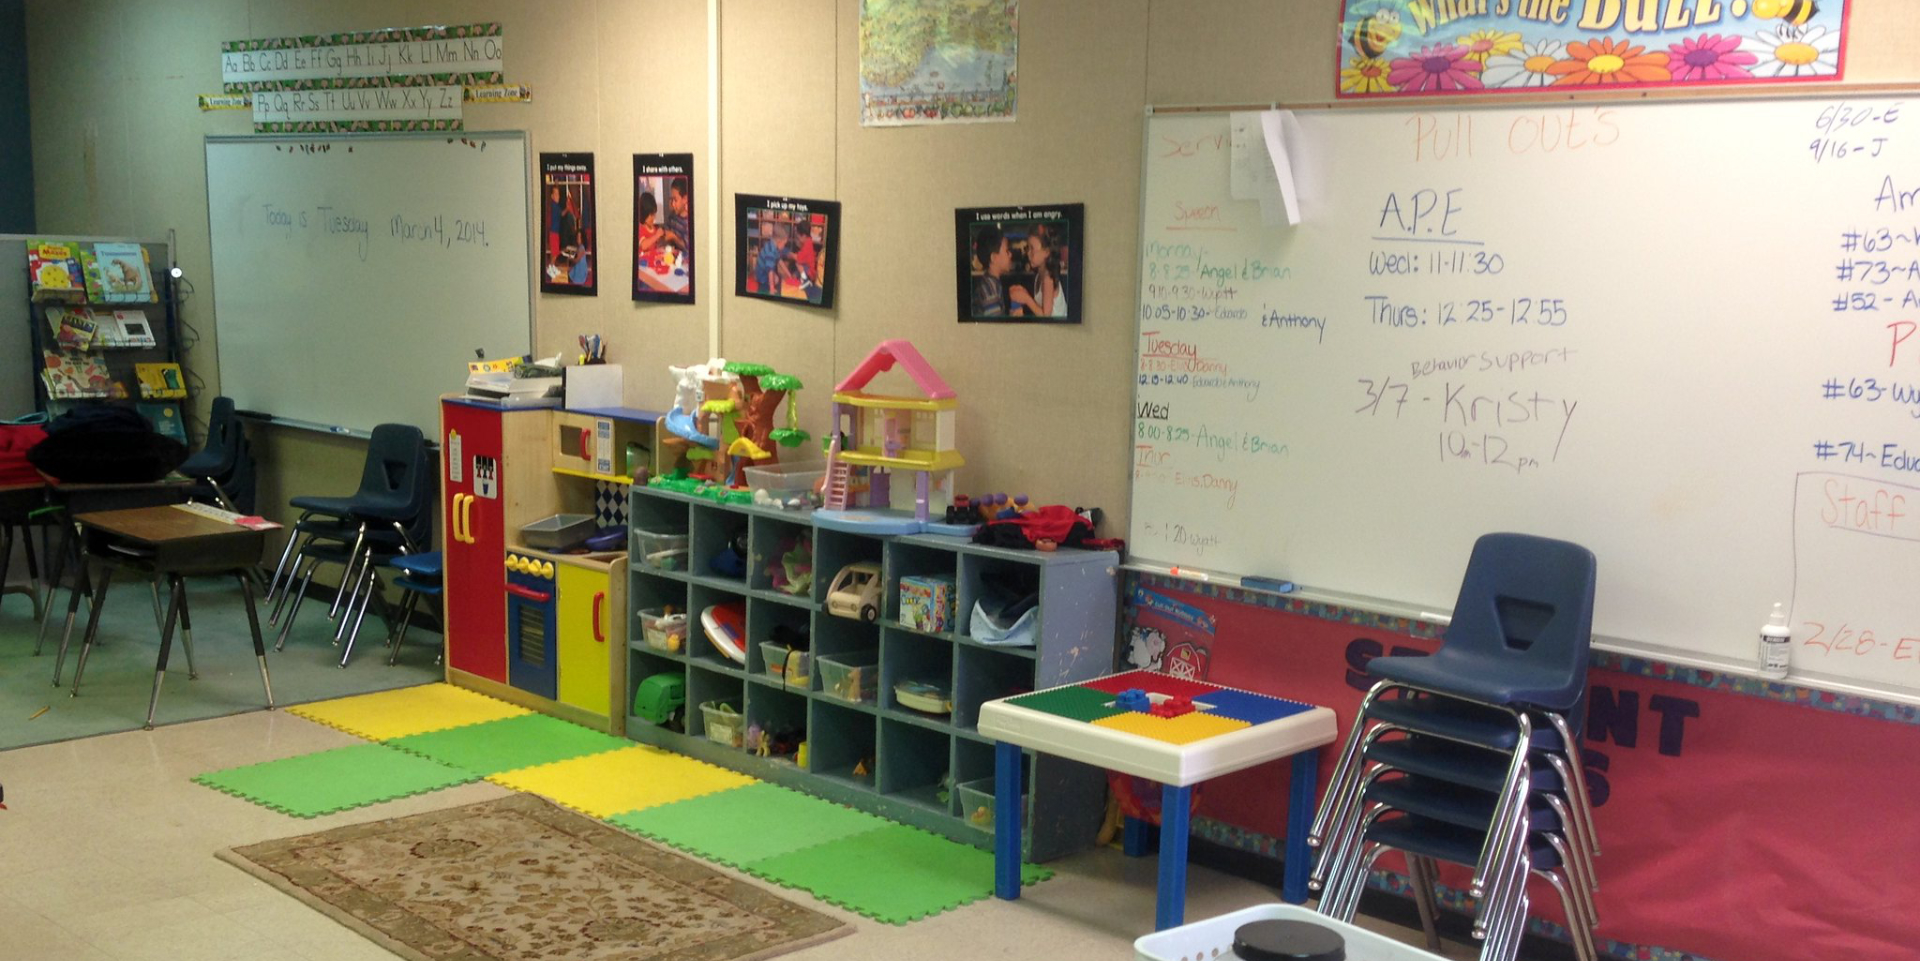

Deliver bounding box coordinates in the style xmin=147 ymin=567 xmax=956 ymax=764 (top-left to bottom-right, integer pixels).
xmin=579 ymin=430 xmax=591 ymax=461
xmin=505 ymin=583 xmax=551 ymax=603
xmin=592 ymin=591 xmax=606 ymax=642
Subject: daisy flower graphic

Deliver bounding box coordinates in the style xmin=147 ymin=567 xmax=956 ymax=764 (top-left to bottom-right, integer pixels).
xmin=1455 ymin=29 xmax=1523 ymax=64
xmin=1481 ymin=38 xmax=1565 ymax=88
xmin=1666 ymin=34 xmax=1757 ymax=81
xmin=1386 ymin=44 xmax=1485 ymax=93
xmin=1750 ymin=24 xmax=1840 ymax=78
xmin=1547 ymin=37 xmax=1671 ymax=85
xmin=1341 ymin=56 xmax=1394 ymax=95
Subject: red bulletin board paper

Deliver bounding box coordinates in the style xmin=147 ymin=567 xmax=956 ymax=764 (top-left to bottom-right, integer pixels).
xmin=1130 ymin=579 xmax=1920 ymax=961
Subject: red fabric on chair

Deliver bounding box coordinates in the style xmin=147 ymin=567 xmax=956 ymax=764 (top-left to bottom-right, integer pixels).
xmin=0 ymin=425 xmax=48 ymax=486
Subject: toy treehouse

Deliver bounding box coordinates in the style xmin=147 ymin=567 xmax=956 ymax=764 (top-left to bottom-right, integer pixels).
xmin=814 ymin=339 xmax=967 ymax=534
xmin=653 ymin=357 xmax=811 ymax=505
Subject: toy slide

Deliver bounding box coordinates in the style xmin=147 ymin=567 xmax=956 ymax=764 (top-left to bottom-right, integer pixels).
xmin=664 ymin=408 xmax=719 ymax=449
xmin=702 ymin=601 xmax=748 ymax=665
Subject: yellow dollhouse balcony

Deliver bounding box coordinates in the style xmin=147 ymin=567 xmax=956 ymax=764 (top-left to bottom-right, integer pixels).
xmin=839 ymin=446 xmax=965 ymax=472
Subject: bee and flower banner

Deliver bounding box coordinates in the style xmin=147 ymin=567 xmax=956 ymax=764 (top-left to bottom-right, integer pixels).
xmin=1337 ymin=0 xmax=1846 ymax=98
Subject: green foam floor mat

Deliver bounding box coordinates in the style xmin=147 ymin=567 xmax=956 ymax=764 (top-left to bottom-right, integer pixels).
xmin=609 ymin=782 xmax=891 ymax=866
xmin=193 ymin=742 xmax=478 ymax=818
xmin=744 ymin=822 xmax=1051 ymax=925
xmin=386 ymin=713 xmax=629 ymax=775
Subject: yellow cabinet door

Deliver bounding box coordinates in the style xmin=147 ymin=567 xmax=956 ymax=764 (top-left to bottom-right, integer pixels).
xmin=556 ymin=561 xmax=613 ymax=718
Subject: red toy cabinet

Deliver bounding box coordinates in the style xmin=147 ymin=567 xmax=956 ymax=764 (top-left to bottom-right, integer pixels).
xmin=442 ymin=399 xmax=509 ymax=683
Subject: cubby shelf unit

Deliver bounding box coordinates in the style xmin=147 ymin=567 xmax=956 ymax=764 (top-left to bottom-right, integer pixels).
xmin=625 ymin=484 xmax=1119 ymax=861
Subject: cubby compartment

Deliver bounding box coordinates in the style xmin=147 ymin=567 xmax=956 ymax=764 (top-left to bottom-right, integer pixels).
xmin=748 ymin=598 xmax=812 ymax=691
xmin=744 ymin=686 xmax=808 ymax=764
xmin=953 ymin=738 xmax=1031 ymax=833
xmin=629 ymin=573 xmax=689 ymax=655
xmin=884 ymin=540 xmax=960 ymax=629
xmin=750 ymin=516 xmax=815 ymax=597
xmin=881 ymin=628 xmax=956 ymax=721
xmin=630 ymin=498 xmax=691 ymax=572
xmin=627 ymin=652 xmax=688 ymax=733
xmin=879 ymin=718 xmax=952 ymax=814
xmin=815 ymin=529 xmax=885 ymax=611
xmin=957 ymin=553 xmax=1042 ymax=648
xmin=686 ymin=666 xmax=744 ymax=747
xmin=690 ymin=505 xmax=750 ymax=585
xmin=953 ymin=646 xmax=1035 ymax=732
xmin=686 ymin=582 xmax=749 ymax=671
xmin=809 ymin=700 xmax=877 ymax=789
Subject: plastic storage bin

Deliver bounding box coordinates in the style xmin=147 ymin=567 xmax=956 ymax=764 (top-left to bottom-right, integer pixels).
xmin=956 ymin=776 xmax=1026 ymax=831
xmin=744 ymin=461 xmax=827 ymax=509
xmin=521 ymin=513 xmax=595 ymax=550
xmin=700 ymin=700 xmax=745 ymax=748
xmin=637 ymin=608 xmax=688 ymax=652
xmin=634 ymin=528 xmax=690 ymax=570
xmin=816 ymin=653 xmax=878 ymax=704
xmin=1133 ymin=903 xmax=1441 ymax=961
xmin=760 ymin=642 xmax=811 ymax=684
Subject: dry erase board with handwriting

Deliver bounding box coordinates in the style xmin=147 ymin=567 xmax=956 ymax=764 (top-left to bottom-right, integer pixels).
xmin=205 ymin=132 xmax=532 ymax=436
xmin=1131 ymin=98 xmax=1920 ymax=697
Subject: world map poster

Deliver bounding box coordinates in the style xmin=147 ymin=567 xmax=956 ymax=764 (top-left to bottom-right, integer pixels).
xmin=859 ymin=0 xmax=1017 ymax=126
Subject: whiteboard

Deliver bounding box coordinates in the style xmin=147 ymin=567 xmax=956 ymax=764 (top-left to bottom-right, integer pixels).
xmin=206 ymin=132 xmax=532 ymax=436
xmin=1131 ymin=98 xmax=1920 ymax=697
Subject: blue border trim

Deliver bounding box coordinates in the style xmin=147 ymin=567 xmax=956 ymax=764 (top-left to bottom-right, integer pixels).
xmin=1132 ymin=573 xmax=1920 ymax=727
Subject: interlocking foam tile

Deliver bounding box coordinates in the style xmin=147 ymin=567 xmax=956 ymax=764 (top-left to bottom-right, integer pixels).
xmin=1080 ymin=670 xmax=1220 ymax=699
xmin=1092 ymin=710 xmax=1251 ymax=745
xmin=744 ymin=823 xmax=1051 ymax=925
xmin=288 ymin=683 xmax=528 ymax=741
xmin=488 ymin=744 xmax=755 ymax=818
xmin=609 ymin=782 xmax=891 ymax=867
xmin=1196 ymin=688 xmax=1315 ymax=725
xmin=386 ymin=713 xmax=628 ymax=776
xmin=1005 ymin=683 xmax=1126 ymax=723
xmin=193 ymin=742 xmax=477 ymax=818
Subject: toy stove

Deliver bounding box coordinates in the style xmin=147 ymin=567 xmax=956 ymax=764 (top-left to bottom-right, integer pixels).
xmin=505 ymin=551 xmax=558 ymax=699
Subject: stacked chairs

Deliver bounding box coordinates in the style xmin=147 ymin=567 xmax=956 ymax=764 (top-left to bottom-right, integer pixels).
xmin=177 ymin=397 xmax=256 ymax=515
xmin=269 ymin=424 xmax=431 ymax=663
xmin=1308 ymin=533 xmax=1600 ymax=961
xmin=383 ymin=551 xmax=443 ymax=666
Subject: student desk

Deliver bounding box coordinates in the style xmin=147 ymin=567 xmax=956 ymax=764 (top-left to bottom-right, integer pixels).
xmin=61 ymin=504 xmax=274 ymax=729
xmin=19 ymin=477 xmax=192 ymax=655
xmin=977 ymin=670 xmax=1336 ymax=931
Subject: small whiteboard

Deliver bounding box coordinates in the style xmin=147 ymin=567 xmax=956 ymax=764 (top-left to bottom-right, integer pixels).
xmin=205 ymin=131 xmax=532 ymax=435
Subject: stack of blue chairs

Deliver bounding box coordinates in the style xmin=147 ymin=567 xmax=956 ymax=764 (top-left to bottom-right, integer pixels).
xmin=1307 ymin=533 xmax=1601 ymax=961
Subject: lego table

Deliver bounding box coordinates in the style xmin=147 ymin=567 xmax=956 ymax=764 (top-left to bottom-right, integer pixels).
xmin=977 ymin=670 xmax=1337 ymax=931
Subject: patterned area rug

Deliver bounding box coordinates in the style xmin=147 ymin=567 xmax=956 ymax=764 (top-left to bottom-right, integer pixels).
xmin=217 ymin=794 xmax=851 ymax=961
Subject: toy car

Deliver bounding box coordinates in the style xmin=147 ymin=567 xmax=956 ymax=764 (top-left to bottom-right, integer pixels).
xmin=631 ymin=673 xmax=686 ymax=730
xmin=826 ymin=561 xmax=883 ymax=622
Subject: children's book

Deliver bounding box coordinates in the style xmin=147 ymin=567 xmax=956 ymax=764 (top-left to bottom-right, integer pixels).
xmin=41 ymin=349 xmax=113 ymax=398
xmin=137 ymin=402 xmax=187 ymax=443
xmin=26 ymin=239 xmax=87 ymax=302
xmin=80 ymin=243 xmax=156 ymax=303
xmin=135 ymin=362 xmax=188 ymax=399
xmin=107 ymin=310 xmax=156 ymax=347
xmin=43 ymin=306 xmax=99 ymax=349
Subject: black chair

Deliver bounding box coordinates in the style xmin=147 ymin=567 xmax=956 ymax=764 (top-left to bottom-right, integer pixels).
xmin=177 ymin=397 xmax=255 ymax=515
xmin=264 ymin=422 xmax=417 ymax=607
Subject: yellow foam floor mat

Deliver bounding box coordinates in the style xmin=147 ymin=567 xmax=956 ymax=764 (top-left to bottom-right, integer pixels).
xmin=488 ymin=745 xmax=755 ymax=818
xmin=288 ymin=683 xmax=529 ymax=741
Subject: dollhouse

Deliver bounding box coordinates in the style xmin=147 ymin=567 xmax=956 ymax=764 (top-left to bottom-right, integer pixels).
xmin=816 ymin=340 xmax=964 ymax=533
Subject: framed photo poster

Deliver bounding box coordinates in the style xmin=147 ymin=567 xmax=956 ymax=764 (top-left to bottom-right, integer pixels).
xmin=955 ymin=203 xmax=1081 ymax=323
xmin=735 ymin=194 xmax=839 ymax=308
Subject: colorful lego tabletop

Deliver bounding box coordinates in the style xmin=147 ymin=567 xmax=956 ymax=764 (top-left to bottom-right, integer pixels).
xmin=977 ymin=671 xmax=1337 ymax=786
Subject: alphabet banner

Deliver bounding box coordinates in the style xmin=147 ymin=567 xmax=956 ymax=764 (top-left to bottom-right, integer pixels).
xmin=1128 ymin=574 xmax=1920 ymax=961
xmin=1335 ymin=1 xmax=1847 ymax=98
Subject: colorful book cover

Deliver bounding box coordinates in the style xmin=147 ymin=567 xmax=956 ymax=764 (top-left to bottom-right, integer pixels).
xmin=53 ymin=308 xmax=99 ymax=349
xmin=135 ymin=362 xmax=188 ymax=399
xmin=41 ymin=349 xmax=113 ymax=398
xmin=109 ymin=310 xmax=155 ymax=347
xmin=26 ymin=239 xmax=87 ymax=301
xmin=80 ymin=242 xmax=156 ymax=303
xmin=138 ymin=402 xmax=187 ymax=443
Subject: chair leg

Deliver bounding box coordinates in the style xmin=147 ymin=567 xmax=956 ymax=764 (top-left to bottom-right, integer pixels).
xmin=387 ymin=590 xmax=419 ymax=665
xmin=51 ymin=560 xmax=92 ymax=685
xmin=339 ymin=568 xmax=383 ymax=667
xmin=1408 ymin=853 xmax=1444 ymax=954
xmin=275 ymin=559 xmax=320 ymax=651
xmin=143 ymin=575 xmax=186 ymax=729
xmin=327 ymin=524 xmax=367 ymax=621
xmin=268 ymin=535 xmax=318 ymax=626
xmin=33 ymin=521 xmax=77 ymax=655
xmin=264 ymin=525 xmax=305 ymax=603
xmin=68 ymin=563 xmax=117 ymax=697
xmin=236 ymin=571 xmax=274 ymax=709
xmin=333 ymin=545 xmax=374 ymax=642
xmin=1309 ymin=681 xmax=1397 ymax=848
xmin=176 ymin=580 xmax=198 ymax=680
xmin=1541 ymin=712 xmax=1602 ymax=858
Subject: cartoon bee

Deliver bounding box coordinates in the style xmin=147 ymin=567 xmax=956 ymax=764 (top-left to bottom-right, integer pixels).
xmin=1753 ymin=0 xmax=1818 ymax=25
xmin=1349 ymin=7 xmax=1402 ymax=60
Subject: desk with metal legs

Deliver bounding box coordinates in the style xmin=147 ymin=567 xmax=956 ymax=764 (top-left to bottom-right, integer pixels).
xmin=25 ymin=479 xmax=191 ymax=657
xmin=59 ymin=505 xmax=274 ymax=729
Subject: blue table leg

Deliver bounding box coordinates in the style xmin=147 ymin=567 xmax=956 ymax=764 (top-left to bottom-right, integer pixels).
xmin=1123 ymin=815 xmax=1151 ymax=857
xmin=1284 ymin=748 xmax=1318 ymax=904
xmin=993 ymin=740 xmax=1022 ymax=900
xmin=1156 ymin=783 xmax=1192 ymax=931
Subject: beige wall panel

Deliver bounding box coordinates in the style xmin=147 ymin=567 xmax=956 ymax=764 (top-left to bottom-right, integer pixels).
xmin=1147 ymin=0 xmax=1338 ymax=105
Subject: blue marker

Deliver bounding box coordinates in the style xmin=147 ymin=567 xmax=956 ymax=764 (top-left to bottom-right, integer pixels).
xmin=1240 ymin=576 xmax=1295 ymax=594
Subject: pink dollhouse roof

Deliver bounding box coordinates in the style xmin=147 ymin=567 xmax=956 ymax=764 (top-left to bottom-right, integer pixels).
xmin=834 ymin=339 xmax=956 ymax=399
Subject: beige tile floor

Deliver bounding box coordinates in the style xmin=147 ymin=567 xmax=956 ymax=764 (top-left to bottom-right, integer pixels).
xmin=0 ymin=710 xmax=1465 ymax=960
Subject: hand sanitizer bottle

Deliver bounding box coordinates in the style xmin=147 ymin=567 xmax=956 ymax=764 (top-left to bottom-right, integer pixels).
xmin=1759 ymin=603 xmax=1791 ymax=680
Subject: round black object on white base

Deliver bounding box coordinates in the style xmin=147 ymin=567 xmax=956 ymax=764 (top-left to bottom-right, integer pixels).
xmin=1231 ymin=918 xmax=1346 ymax=961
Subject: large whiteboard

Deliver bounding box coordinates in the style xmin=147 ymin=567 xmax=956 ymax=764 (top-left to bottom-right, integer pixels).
xmin=206 ymin=132 xmax=532 ymax=435
xmin=1132 ymin=98 xmax=1920 ymax=698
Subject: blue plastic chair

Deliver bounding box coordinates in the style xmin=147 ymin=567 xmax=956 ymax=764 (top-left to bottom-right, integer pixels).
xmin=385 ymin=551 xmax=443 ymax=666
xmin=264 ymin=423 xmax=424 ymax=605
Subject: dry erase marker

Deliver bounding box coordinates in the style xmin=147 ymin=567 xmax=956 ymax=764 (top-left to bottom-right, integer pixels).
xmin=1168 ymin=566 xmax=1211 ymax=582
